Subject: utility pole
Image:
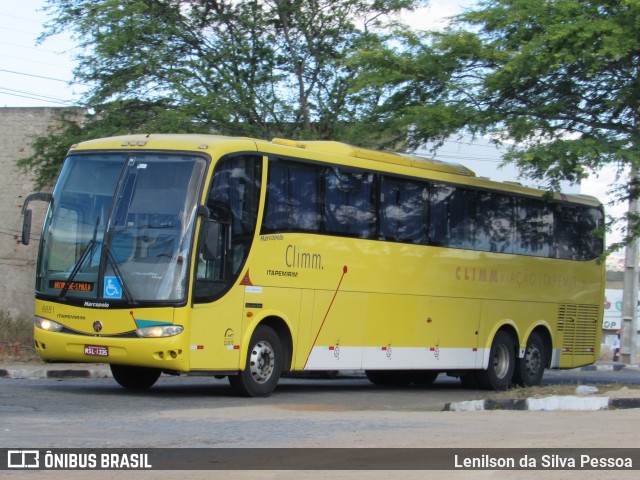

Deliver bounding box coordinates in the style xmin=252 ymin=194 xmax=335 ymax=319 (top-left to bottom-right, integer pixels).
xmin=620 ymin=165 xmax=639 ymax=364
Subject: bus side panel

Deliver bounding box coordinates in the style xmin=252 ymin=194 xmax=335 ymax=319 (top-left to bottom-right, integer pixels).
xmin=362 ymin=294 xmax=418 ymax=369
xmin=419 ymin=296 xmax=482 ymax=369
xmin=293 ymin=288 xmax=316 ymax=370
xmin=303 ymin=290 xmax=367 ymax=370
xmin=189 ymin=287 xmax=245 ymax=371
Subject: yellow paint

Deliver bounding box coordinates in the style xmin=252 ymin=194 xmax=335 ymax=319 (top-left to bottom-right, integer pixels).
xmin=33 ymin=135 xmax=605 ymax=373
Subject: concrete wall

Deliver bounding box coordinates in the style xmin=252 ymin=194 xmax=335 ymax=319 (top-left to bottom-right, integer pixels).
xmin=0 ymin=107 xmax=84 ymax=318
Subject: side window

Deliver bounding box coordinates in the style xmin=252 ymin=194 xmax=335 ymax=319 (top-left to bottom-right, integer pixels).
xmin=554 ymin=205 xmax=581 ymax=260
xmin=554 ymin=205 xmax=603 ymax=261
xmin=580 ymin=207 xmax=604 ymax=260
xmin=475 ymin=191 xmax=514 ymax=254
xmin=515 ymin=197 xmax=553 ymax=257
xmin=429 ymin=184 xmax=473 ymax=249
xmin=263 ymin=160 xmax=321 ymax=232
xmin=208 ymin=155 xmax=262 ymax=239
xmin=324 ymin=167 xmax=377 ymax=239
xmin=379 ymin=176 xmax=428 ymax=244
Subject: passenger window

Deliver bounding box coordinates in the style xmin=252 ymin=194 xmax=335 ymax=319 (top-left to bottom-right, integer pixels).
xmin=429 ymin=184 xmax=473 ymax=249
xmin=324 ymin=167 xmax=377 ymax=239
xmin=515 ymin=198 xmax=553 ymax=257
xmin=380 ymin=176 xmax=428 ymax=244
xmin=263 ymin=160 xmax=321 ymax=233
xmin=475 ymin=191 xmax=514 ymax=254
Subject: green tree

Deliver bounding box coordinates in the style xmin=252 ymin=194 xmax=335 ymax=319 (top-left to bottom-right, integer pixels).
xmin=20 ymin=0 xmax=423 ymax=187
xmin=353 ymin=0 xmax=640 ymax=245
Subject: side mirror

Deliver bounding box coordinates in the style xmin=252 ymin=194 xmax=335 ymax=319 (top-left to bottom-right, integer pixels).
xmin=20 ymin=192 xmax=52 ymax=246
xmin=21 ymin=209 xmax=32 ymax=245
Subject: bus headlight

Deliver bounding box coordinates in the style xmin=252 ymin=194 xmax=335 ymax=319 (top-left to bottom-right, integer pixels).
xmin=136 ymin=325 xmax=184 ymax=338
xmin=35 ymin=317 xmax=63 ymax=332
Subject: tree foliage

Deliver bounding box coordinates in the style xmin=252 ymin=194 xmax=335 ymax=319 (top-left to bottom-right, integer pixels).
xmin=22 ymin=0 xmax=424 ymax=186
xmin=50 ymin=0 xmax=419 ymax=137
xmin=352 ymin=0 xmax=640 ymax=246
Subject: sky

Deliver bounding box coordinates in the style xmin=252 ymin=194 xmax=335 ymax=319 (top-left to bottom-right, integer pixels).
xmin=0 ymin=1 xmax=85 ymax=107
xmin=0 ymin=0 xmax=623 ymax=243
xmin=0 ymin=0 xmax=477 ymax=108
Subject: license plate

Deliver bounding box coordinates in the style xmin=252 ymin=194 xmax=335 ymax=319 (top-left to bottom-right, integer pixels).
xmin=84 ymin=345 xmax=108 ymax=357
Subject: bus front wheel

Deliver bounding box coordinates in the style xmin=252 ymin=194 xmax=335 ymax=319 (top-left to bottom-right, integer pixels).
xmin=229 ymin=325 xmax=283 ymax=397
xmin=475 ymin=331 xmax=515 ymax=390
xmin=110 ymin=364 xmax=161 ymax=390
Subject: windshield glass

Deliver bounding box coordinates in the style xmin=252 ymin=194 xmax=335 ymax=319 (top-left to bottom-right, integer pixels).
xmin=37 ymin=153 xmax=207 ymax=303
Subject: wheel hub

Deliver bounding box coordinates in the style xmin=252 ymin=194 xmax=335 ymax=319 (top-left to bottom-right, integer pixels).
xmin=493 ymin=343 xmax=510 ymax=379
xmin=249 ymin=340 xmax=275 ymax=383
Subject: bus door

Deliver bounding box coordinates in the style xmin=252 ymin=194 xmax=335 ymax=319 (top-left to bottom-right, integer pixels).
xmin=189 ymin=154 xmax=263 ymax=371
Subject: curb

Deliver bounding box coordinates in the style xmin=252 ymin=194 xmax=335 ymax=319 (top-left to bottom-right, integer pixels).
xmin=0 ymin=368 xmax=110 ymax=380
xmin=581 ymin=363 xmax=639 ymax=372
xmin=445 ymin=395 xmax=640 ymax=412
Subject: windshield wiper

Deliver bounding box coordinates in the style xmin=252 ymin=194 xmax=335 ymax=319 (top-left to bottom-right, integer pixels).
xmin=59 ymin=217 xmax=100 ymax=299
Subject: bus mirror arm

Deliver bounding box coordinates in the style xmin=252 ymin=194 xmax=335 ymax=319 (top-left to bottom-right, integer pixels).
xmin=21 ymin=192 xmax=52 ymax=246
xmin=197 ymin=205 xmax=210 ymax=220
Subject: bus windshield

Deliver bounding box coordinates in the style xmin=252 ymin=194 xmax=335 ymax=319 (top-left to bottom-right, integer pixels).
xmin=37 ymin=153 xmax=207 ymax=303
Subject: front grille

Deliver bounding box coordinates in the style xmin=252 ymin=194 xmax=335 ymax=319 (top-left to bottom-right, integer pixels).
xmin=59 ymin=326 xmax=139 ymax=338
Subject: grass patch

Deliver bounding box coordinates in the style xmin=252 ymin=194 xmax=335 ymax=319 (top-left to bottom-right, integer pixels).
xmin=0 ymin=311 xmax=40 ymax=362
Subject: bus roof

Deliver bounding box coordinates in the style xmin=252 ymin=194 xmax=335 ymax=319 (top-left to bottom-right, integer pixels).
xmin=68 ymin=134 xmax=601 ymax=207
xmin=269 ymin=138 xmax=476 ymax=177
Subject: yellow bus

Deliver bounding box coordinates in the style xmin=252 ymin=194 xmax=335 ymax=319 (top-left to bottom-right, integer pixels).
xmin=22 ymin=134 xmax=605 ymax=396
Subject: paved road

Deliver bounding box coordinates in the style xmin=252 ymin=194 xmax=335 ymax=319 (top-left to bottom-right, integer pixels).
xmin=1 ymin=368 xmax=639 ymax=479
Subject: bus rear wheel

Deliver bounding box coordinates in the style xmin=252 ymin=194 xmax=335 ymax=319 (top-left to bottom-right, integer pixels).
xmin=475 ymin=331 xmax=515 ymax=390
xmin=229 ymin=325 xmax=283 ymax=397
xmin=513 ymin=332 xmax=546 ymax=387
xmin=110 ymin=364 xmax=161 ymax=390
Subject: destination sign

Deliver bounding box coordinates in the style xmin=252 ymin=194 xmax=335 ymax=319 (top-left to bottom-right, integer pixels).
xmin=49 ymin=280 xmax=94 ymax=292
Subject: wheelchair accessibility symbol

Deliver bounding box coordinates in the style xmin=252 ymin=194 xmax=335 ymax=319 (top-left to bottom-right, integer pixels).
xmin=103 ymin=276 xmax=123 ymax=299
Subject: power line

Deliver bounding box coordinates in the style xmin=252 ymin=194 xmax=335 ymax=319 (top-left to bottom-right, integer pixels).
xmin=0 ymin=87 xmax=77 ymax=105
xmin=2 ymin=25 xmax=42 ymax=37
xmin=0 ymin=13 xmax=45 ymax=24
xmin=0 ymin=54 xmax=73 ymax=71
xmin=0 ymin=68 xmax=86 ymax=85
xmin=0 ymin=40 xmax=63 ymax=55
xmin=0 ymin=90 xmax=77 ymax=106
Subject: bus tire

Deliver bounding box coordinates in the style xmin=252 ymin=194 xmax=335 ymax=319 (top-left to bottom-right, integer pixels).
xmin=513 ymin=332 xmax=546 ymax=387
xmin=475 ymin=331 xmax=515 ymax=390
xmin=110 ymin=364 xmax=161 ymax=390
xmin=229 ymin=325 xmax=282 ymax=397
xmin=365 ymin=370 xmax=412 ymax=386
